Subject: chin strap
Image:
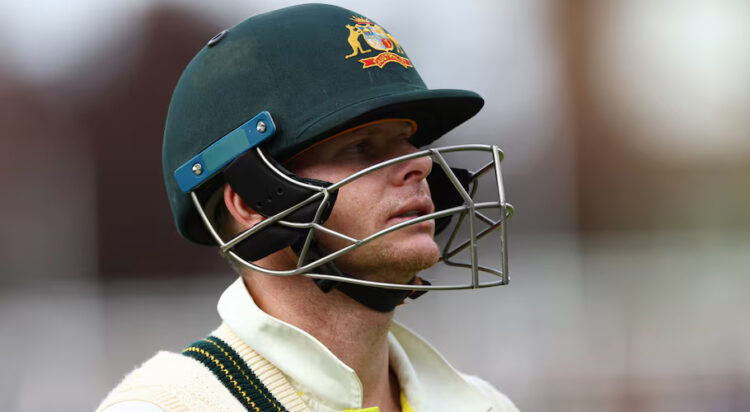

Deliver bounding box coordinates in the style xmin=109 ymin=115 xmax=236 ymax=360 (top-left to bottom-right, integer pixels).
xmin=315 ymin=274 xmax=430 ymax=313
xmin=327 ymin=277 xmax=430 ymax=313
xmin=303 ymin=243 xmax=430 ymax=312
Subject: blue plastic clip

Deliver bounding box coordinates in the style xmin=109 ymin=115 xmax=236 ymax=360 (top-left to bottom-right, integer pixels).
xmin=175 ymin=111 xmax=276 ymax=192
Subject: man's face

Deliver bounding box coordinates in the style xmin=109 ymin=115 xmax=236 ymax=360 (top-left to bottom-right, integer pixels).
xmin=290 ymin=120 xmax=440 ymax=283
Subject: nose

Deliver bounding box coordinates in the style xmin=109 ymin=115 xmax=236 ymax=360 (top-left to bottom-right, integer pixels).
xmin=389 ymin=145 xmax=432 ymax=186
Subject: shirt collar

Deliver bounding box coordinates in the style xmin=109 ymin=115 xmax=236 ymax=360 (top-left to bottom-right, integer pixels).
xmin=388 ymin=322 xmax=493 ymax=412
xmin=217 ymin=277 xmax=493 ymax=411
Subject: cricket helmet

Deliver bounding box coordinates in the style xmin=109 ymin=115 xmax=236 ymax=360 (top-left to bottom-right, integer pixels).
xmin=162 ymin=4 xmax=513 ymax=310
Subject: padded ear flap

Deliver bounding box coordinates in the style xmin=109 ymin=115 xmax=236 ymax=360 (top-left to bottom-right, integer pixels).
xmin=223 ymin=148 xmax=338 ymax=261
xmin=427 ymin=164 xmax=472 ymax=234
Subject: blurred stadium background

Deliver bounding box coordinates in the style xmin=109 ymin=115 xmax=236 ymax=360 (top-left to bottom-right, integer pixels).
xmin=1 ymin=0 xmax=749 ymax=411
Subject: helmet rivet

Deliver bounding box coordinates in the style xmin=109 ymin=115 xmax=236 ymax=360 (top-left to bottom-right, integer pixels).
xmin=192 ymin=163 xmax=203 ymax=175
xmin=256 ymin=121 xmax=267 ymax=133
xmin=207 ymin=29 xmax=228 ymax=47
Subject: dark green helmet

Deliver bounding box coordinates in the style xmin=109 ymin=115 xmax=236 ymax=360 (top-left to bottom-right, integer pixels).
xmin=162 ymin=3 xmax=483 ymax=245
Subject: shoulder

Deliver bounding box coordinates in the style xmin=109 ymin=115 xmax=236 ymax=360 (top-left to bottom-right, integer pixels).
xmin=96 ymin=351 xmax=244 ymax=412
xmin=460 ymin=373 xmax=521 ymax=412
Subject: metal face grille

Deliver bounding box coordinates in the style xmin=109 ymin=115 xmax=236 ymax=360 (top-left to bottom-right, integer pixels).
xmin=192 ymin=144 xmax=514 ymax=291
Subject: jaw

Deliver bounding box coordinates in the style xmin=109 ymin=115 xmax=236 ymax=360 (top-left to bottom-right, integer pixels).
xmin=327 ymin=229 xmax=441 ymax=284
xmin=314 ymin=198 xmax=439 ymax=283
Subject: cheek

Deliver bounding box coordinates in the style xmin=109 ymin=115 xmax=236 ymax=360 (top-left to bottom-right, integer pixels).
xmin=326 ymin=178 xmax=384 ymax=234
xmin=294 ymin=164 xmax=345 ymax=183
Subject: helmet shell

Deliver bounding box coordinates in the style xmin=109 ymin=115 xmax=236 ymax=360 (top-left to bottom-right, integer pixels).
xmin=162 ymin=3 xmax=484 ymax=244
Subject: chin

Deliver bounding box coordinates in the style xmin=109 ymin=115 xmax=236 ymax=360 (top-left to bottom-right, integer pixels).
xmin=333 ymin=233 xmax=441 ymax=283
xmin=390 ymin=235 xmax=441 ymax=269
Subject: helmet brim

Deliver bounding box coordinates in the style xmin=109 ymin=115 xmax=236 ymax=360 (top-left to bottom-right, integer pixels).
xmin=271 ymin=88 xmax=484 ymax=161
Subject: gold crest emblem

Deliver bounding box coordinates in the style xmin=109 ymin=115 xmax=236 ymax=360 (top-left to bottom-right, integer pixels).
xmin=345 ymin=16 xmax=412 ymax=69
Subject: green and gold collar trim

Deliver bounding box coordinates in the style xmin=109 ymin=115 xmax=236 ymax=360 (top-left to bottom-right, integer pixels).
xmin=183 ymin=336 xmax=288 ymax=412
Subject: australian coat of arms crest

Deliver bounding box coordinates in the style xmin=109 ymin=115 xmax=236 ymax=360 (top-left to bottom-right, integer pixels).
xmin=345 ymin=16 xmax=413 ymax=69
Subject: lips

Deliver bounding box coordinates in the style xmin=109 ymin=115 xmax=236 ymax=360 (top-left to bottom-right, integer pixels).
xmin=387 ymin=197 xmax=435 ymax=227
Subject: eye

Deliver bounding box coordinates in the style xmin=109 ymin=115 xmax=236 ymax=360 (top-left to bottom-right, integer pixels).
xmin=344 ymin=139 xmax=372 ymax=155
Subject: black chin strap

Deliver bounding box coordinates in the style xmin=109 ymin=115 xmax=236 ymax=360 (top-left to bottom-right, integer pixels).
xmin=330 ymin=279 xmax=429 ymax=313
xmin=302 ymin=243 xmax=430 ymax=313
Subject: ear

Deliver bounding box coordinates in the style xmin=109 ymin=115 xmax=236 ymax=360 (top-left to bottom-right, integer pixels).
xmin=223 ymin=183 xmax=263 ymax=230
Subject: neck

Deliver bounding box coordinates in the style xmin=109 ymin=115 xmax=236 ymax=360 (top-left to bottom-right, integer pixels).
xmin=241 ymin=260 xmax=400 ymax=410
